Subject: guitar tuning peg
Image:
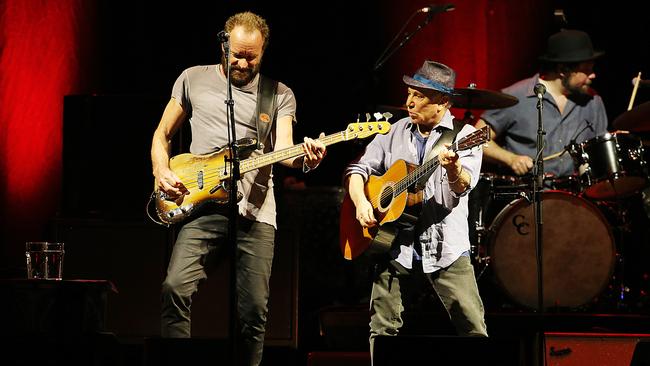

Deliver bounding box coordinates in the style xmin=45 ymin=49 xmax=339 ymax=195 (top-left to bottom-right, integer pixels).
xmin=365 ymin=113 xmax=371 ymax=122
xmin=382 ymin=112 xmax=393 ymax=121
xmin=356 ymin=113 xmax=360 ymax=123
xmin=373 ymin=112 xmax=383 ymax=121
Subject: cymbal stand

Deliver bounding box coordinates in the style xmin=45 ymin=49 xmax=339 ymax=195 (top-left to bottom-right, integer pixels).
xmin=612 ymin=194 xmax=633 ymax=311
xmin=459 ymin=83 xmax=477 ymax=123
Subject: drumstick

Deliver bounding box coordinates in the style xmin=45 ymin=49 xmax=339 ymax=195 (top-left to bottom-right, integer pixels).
xmin=543 ymin=150 xmax=565 ymax=161
xmin=628 ymin=71 xmax=642 ymax=111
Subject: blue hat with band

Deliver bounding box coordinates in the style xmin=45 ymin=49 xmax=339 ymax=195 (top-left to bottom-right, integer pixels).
xmin=403 ymin=60 xmax=459 ymax=96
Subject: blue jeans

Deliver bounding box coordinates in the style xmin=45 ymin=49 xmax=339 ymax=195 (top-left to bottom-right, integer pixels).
xmin=369 ymin=256 xmax=488 ymax=362
xmin=161 ymin=212 xmax=275 ymax=366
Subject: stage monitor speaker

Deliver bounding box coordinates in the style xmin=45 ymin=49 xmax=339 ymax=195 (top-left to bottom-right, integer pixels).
xmin=0 ymin=333 xmax=120 ymax=366
xmin=143 ymin=337 xmax=228 ymax=366
xmin=545 ymin=332 xmax=650 ymax=366
xmin=307 ymin=351 xmax=370 ymax=366
xmin=632 ymin=340 xmax=650 ymax=366
xmin=373 ymin=335 xmax=522 ymax=366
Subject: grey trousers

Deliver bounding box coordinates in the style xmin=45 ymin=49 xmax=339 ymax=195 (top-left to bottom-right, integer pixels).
xmin=161 ymin=213 xmax=275 ymax=366
xmin=369 ymin=256 xmax=488 ymax=361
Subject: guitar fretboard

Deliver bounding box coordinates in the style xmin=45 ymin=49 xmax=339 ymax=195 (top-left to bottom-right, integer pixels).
xmin=393 ymin=146 xmax=451 ymax=195
xmin=390 ymin=126 xmax=487 ymax=195
xmin=233 ymin=131 xmax=351 ymax=176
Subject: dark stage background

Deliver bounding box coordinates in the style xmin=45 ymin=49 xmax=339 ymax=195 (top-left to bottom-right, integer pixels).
xmin=1 ymin=0 xmax=649 ymax=354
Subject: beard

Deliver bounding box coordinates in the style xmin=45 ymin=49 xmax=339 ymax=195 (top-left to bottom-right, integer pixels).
xmin=561 ymin=74 xmax=591 ymax=96
xmin=221 ymin=54 xmax=261 ymax=87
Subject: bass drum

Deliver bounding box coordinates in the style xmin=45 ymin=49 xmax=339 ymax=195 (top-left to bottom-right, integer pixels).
xmin=487 ymin=191 xmax=615 ymax=309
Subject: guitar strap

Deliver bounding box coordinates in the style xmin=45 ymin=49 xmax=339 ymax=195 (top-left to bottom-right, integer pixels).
xmin=255 ymin=75 xmax=279 ymax=150
xmin=414 ymin=119 xmax=465 ymax=190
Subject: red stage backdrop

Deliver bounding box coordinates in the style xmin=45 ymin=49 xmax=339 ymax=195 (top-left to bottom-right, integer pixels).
xmin=376 ymin=0 xmax=551 ymax=119
xmin=0 ymin=0 xmax=94 ymax=269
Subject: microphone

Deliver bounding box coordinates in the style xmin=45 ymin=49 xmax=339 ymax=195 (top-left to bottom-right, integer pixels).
xmin=534 ymin=83 xmax=546 ymax=99
xmin=419 ymin=3 xmax=456 ymax=13
xmin=217 ymin=30 xmax=229 ymax=43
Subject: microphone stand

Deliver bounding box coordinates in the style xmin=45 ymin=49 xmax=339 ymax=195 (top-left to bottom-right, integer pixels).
xmin=222 ymin=33 xmax=240 ymax=366
xmin=373 ymin=9 xmax=440 ymax=72
xmin=367 ymin=7 xmax=448 ymax=115
xmin=533 ymin=86 xmax=545 ymax=366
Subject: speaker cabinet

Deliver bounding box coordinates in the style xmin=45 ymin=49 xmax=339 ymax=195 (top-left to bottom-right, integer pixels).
xmin=62 ymin=94 xmax=168 ymax=219
xmin=373 ymin=335 xmax=522 ymax=366
xmin=545 ymin=332 xmax=650 ymax=366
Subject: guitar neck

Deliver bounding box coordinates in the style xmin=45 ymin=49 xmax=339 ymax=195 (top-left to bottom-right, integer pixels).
xmin=384 ymin=126 xmax=488 ymax=196
xmin=237 ymin=131 xmax=349 ymax=175
xmin=393 ymin=143 xmax=459 ymax=195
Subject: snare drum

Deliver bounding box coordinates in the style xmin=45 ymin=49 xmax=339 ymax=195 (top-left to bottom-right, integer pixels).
xmin=487 ymin=191 xmax=615 ymax=309
xmin=570 ymin=132 xmax=649 ymax=199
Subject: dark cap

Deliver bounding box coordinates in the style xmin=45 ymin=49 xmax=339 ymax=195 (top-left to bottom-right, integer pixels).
xmin=538 ymin=29 xmax=604 ymax=63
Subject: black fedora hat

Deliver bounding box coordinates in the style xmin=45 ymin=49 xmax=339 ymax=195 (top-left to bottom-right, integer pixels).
xmin=538 ymin=29 xmax=604 ymax=63
xmin=403 ymin=60 xmax=459 ymax=95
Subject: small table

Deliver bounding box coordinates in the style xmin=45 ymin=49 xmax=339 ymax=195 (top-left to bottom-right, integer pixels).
xmin=0 ymin=279 xmax=117 ymax=334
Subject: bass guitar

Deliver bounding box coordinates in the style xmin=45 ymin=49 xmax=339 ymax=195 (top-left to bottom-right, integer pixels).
xmin=339 ymin=126 xmax=489 ymax=260
xmin=152 ymin=121 xmax=391 ymax=225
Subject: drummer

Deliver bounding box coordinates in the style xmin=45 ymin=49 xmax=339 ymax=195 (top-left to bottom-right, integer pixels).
xmin=475 ymin=29 xmax=608 ymax=179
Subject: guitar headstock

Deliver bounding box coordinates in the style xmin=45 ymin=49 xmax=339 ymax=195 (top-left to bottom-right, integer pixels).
xmin=344 ymin=121 xmax=392 ymax=140
xmin=456 ymin=126 xmax=490 ymax=151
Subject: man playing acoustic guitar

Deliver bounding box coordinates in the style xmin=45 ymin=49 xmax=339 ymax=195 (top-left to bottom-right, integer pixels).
xmin=343 ymin=60 xmax=488 ymax=362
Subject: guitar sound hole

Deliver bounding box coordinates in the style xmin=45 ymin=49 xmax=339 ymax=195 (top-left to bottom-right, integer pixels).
xmin=379 ymin=186 xmax=394 ymax=209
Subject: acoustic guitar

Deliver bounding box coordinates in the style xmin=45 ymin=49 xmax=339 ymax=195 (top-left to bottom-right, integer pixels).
xmin=339 ymin=126 xmax=490 ymax=260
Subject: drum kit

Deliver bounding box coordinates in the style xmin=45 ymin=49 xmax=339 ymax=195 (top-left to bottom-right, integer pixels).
xmin=453 ymin=87 xmax=650 ymax=312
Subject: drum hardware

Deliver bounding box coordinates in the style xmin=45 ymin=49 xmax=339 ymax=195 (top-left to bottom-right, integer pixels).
xmin=602 ymin=196 xmax=641 ymax=311
xmin=493 ymin=191 xmax=530 ymax=202
xmin=469 ymin=174 xmax=535 ymax=281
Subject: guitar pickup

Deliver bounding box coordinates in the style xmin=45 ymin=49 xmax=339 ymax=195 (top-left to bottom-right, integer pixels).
xmin=197 ymin=170 xmax=204 ymax=190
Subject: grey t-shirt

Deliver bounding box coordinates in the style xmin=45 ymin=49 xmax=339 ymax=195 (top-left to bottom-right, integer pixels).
xmin=172 ymin=64 xmax=297 ymax=228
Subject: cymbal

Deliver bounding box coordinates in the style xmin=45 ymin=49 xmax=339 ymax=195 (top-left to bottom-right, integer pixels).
xmin=452 ymin=87 xmax=519 ymax=109
xmin=613 ymin=101 xmax=650 ymax=132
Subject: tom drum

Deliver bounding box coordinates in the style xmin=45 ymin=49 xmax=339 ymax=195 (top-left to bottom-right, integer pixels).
xmin=569 ymin=132 xmax=648 ymax=199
